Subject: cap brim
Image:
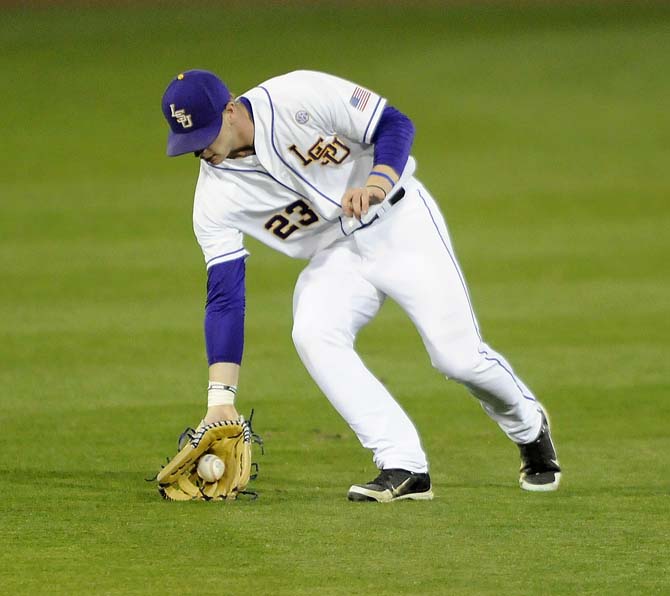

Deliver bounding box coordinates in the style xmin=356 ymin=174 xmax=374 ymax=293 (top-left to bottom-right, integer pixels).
xmin=165 ymin=115 xmax=222 ymax=157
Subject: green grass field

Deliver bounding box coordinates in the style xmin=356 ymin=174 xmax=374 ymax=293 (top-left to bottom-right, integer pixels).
xmin=1 ymin=2 xmax=669 ymax=594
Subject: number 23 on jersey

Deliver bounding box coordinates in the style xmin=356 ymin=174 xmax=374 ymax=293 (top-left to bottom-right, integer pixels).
xmin=264 ymin=199 xmax=319 ymax=240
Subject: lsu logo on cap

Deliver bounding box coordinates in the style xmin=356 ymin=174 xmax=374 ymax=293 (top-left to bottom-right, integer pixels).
xmin=170 ymin=103 xmax=193 ymax=129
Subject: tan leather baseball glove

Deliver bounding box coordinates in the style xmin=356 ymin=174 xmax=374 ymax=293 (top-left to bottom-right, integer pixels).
xmin=156 ymin=417 xmax=261 ymax=501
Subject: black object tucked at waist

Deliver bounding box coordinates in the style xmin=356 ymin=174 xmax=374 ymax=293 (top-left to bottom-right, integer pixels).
xmin=388 ymin=187 xmax=405 ymax=206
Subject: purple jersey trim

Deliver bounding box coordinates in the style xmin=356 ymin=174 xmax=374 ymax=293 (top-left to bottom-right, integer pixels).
xmin=239 ymin=96 xmax=254 ymax=123
xmin=204 ymin=257 xmax=246 ymax=366
xmin=205 ymin=247 xmax=248 ymax=267
xmin=206 ymin=162 xmax=338 ymax=223
xmin=257 ymin=85 xmax=341 ymax=209
xmin=363 ymin=96 xmax=385 ymax=144
xmin=371 ymin=106 xmax=415 ymax=176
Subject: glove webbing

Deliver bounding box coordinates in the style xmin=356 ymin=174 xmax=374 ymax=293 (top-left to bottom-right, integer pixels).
xmin=190 ymin=419 xmax=250 ymax=448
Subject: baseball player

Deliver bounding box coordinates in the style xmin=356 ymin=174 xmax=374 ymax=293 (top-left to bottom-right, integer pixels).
xmin=160 ymin=69 xmax=561 ymax=502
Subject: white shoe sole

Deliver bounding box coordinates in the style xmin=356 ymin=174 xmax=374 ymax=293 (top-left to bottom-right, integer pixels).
xmin=520 ymin=472 xmax=561 ymax=492
xmin=347 ymin=485 xmax=434 ymax=502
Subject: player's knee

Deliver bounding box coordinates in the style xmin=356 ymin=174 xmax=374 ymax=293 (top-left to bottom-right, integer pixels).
xmin=431 ymin=351 xmax=485 ymax=383
xmin=292 ymin=317 xmax=352 ymax=355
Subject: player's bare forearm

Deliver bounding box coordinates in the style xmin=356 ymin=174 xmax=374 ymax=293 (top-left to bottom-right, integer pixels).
xmin=367 ymin=165 xmax=400 ymax=194
xmin=210 ymin=362 xmax=240 ymax=385
xmin=341 ymin=165 xmax=400 ymax=219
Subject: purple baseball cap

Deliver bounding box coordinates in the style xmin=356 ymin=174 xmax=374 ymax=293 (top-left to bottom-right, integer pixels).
xmin=161 ymin=70 xmax=231 ymax=156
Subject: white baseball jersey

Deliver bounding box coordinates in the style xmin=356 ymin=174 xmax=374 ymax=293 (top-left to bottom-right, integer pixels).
xmin=192 ymin=70 xmax=415 ymax=268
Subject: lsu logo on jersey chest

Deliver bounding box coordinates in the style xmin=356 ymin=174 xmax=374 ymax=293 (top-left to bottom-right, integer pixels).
xmin=288 ymin=136 xmax=351 ymax=167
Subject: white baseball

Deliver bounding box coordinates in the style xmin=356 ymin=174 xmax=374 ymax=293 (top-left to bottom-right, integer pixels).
xmin=197 ymin=454 xmax=225 ymax=482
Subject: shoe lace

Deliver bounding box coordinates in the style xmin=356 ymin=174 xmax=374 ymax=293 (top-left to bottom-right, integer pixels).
xmin=370 ymin=468 xmax=410 ymax=488
xmin=371 ymin=469 xmax=394 ymax=485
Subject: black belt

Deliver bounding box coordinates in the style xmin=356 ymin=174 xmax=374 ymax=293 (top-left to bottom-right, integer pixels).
xmin=388 ymin=187 xmax=405 ymax=206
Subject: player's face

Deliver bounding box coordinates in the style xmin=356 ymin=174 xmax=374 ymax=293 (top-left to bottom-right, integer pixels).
xmin=196 ymin=117 xmax=235 ymax=166
xmin=195 ymin=102 xmax=254 ymax=165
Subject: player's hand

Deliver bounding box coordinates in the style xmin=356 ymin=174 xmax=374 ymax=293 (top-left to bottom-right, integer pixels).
xmin=341 ymin=186 xmax=386 ymax=220
xmin=203 ymin=404 xmax=240 ymax=424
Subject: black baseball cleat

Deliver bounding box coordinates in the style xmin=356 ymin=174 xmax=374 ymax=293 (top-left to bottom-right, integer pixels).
xmin=347 ymin=468 xmax=434 ymax=502
xmin=518 ymin=413 xmax=561 ymax=492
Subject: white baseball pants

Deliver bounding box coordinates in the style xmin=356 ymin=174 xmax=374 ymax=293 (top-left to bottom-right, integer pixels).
xmin=292 ymin=178 xmax=542 ymax=473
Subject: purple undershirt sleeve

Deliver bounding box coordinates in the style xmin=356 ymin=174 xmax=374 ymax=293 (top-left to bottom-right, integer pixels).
xmin=370 ymin=105 xmax=415 ymax=176
xmin=204 ymin=257 xmax=246 ymax=366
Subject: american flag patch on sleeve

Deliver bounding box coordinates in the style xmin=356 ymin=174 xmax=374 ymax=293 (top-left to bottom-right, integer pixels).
xmin=349 ymin=86 xmax=371 ymax=111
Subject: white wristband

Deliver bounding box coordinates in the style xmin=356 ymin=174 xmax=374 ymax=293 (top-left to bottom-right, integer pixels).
xmin=207 ymin=382 xmax=237 ymax=407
